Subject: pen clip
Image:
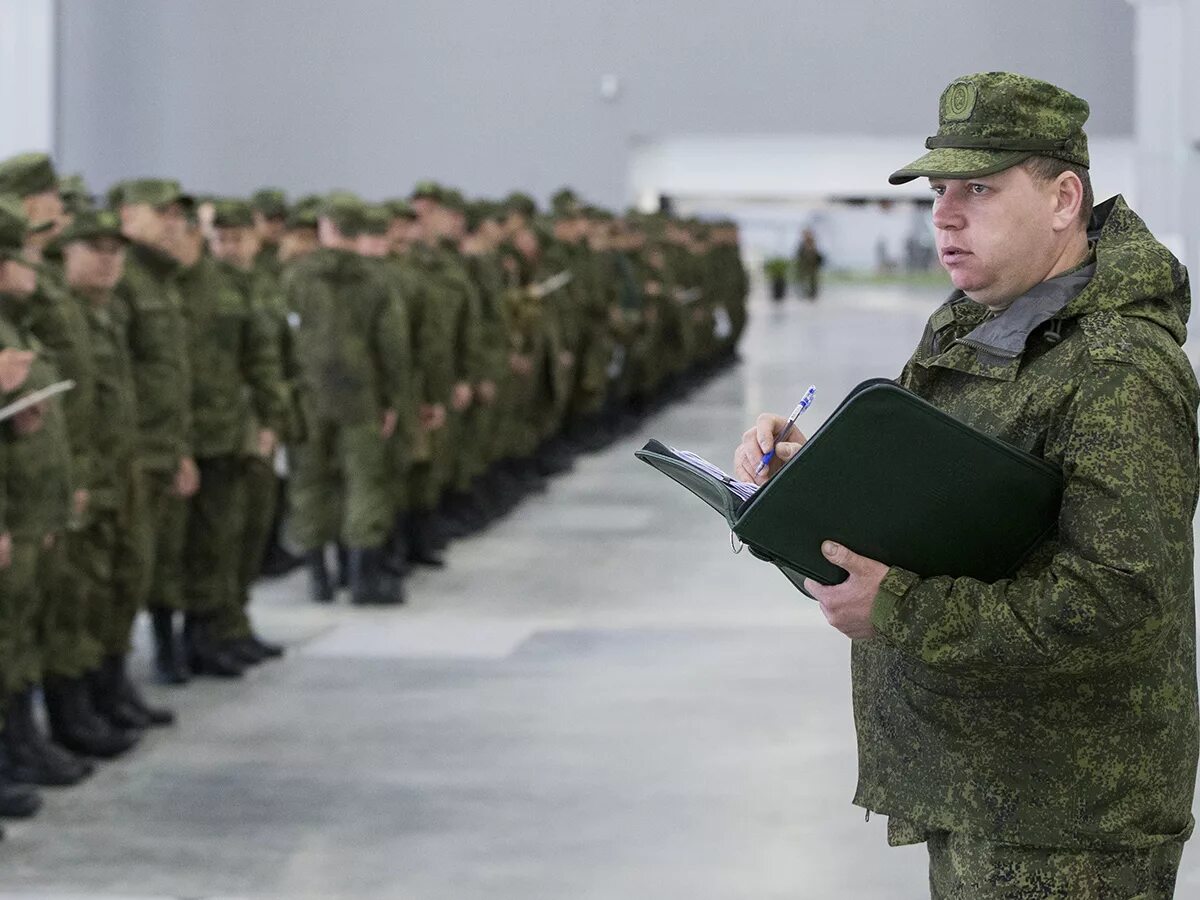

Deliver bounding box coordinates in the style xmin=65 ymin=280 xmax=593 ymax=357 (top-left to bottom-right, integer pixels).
xmin=730 ymin=530 xmax=744 ymax=554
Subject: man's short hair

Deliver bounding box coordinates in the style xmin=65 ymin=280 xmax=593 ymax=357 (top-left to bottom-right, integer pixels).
xmin=1022 ymin=156 xmax=1093 ymax=227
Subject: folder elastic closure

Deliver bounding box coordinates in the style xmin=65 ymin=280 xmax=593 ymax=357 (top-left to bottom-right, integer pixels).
xmin=635 ymin=378 xmax=1064 ymax=592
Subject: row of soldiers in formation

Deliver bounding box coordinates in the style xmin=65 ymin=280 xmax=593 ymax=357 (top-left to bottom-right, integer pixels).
xmin=0 ymin=151 xmax=750 ymax=828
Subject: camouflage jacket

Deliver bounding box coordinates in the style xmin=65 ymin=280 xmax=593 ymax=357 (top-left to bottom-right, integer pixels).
xmin=177 ymin=256 xmax=284 ymax=458
xmin=78 ymin=292 xmax=138 ymax=514
xmin=118 ymin=242 xmax=192 ymax=472
xmin=284 ymin=248 xmax=410 ymax=428
xmin=0 ymin=293 xmax=72 ymax=538
xmin=854 ymin=196 xmax=1200 ymax=851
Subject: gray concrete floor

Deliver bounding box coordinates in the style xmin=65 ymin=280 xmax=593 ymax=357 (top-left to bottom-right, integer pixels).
xmin=2 ymin=282 xmax=1199 ymax=899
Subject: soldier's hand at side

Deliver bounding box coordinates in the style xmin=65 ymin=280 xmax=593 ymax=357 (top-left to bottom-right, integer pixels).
xmin=73 ymin=489 xmax=89 ymax=520
xmin=559 ymin=350 xmax=574 ymax=369
xmin=379 ymin=410 xmax=398 ymax=440
xmin=0 ymin=532 xmax=11 ymax=570
xmin=419 ymin=403 xmax=447 ymax=432
xmin=477 ymin=380 xmax=497 ymax=404
xmin=0 ymin=350 xmax=34 ymax=392
xmin=803 ymin=542 xmax=888 ymax=640
xmin=451 ymin=381 xmax=473 ymax=412
xmin=174 ymin=456 xmax=200 ymax=498
xmin=11 ymin=401 xmax=46 ymax=436
xmin=257 ymin=428 xmax=278 ymax=458
xmin=733 ymin=413 xmax=806 ymax=485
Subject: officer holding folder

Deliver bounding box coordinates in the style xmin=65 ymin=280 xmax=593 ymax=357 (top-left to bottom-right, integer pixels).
xmin=736 ymin=73 xmax=1199 ymax=897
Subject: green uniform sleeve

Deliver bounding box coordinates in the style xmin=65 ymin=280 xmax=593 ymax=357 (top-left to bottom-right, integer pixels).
xmin=416 ymin=284 xmax=455 ymax=404
xmin=241 ymin=290 xmax=287 ymax=433
xmin=372 ymin=286 xmax=412 ymax=413
xmin=871 ymin=364 xmax=1190 ymax=674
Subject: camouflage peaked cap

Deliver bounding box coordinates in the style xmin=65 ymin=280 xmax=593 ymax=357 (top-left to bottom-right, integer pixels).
xmin=0 ymin=152 xmax=57 ymax=198
xmin=0 ymin=194 xmax=52 ymax=262
xmin=383 ymin=199 xmax=418 ymax=221
xmin=550 ymin=188 xmax=582 ymax=217
xmin=411 ymin=180 xmax=445 ymax=202
xmin=359 ymin=204 xmax=391 ymax=236
xmin=889 ymin=72 xmax=1090 ymax=185
xmin=211 ymin=198 xmax=255 ymax=228
xmin=117 ymin=178 xmax=186 ymax=208
xmin=58 ymin=174 xmax=94 ymax=214
xmin=320 ymin=192 xmax=370 ymax=236
xmin=287 ymin=195 xmax=322 ymax=230
xmin=56 ymin=209 xmax=128 ymax=246
xmin=503 ymin=192 xmax=537 ymax=217
xmin=250 ymin=188 xmax=288 ymax=218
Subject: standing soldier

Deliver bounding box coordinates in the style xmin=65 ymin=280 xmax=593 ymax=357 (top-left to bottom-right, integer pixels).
xmin=286 ymin=195 xmax=409 ymax=604
xmin=176 ymin=199 xmax=284 ymax=667
xmin=114 ymin=179 xmax=195 ymax=710
xmin=0 ymin=196 xmax=91 ymax=788
xmin=43 ymin=210 xmax=142 ymax=760
xmin=250 ymin=188 xmax=288 ymax=279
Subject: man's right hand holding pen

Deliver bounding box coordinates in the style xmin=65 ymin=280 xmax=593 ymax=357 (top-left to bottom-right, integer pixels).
xmin=734 ymin=414 xmax=807 ymax=485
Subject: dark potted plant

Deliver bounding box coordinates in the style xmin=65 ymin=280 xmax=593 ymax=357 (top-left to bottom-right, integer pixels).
xmin=763 ymin=257 xmax=789 ymax=302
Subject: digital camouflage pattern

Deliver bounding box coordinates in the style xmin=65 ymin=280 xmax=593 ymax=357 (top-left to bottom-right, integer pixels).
xmin=890 ymin=72 xmax=1090 ymax=185
xmin=926 ymin=829 xmax=1183 ymax=899
xmin=855 ymin=196 xmax=1200 ymax=854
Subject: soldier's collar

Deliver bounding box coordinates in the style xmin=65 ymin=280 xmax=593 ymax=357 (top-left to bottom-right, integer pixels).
xmin=955 ymin=250 xmax=1096 ymax=361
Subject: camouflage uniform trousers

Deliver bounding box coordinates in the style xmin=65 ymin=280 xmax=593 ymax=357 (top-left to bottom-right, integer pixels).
xmin=0 ymin=539 xmax=46 ymax=695
xmin=182 ymin=456 xmax=247 ymax=627
xmin=41 ymin=532 xmax=102 ymax=679
xmin=126 ymin=464 xmax=186 ymax=613
xmin=409 ymin=424 xmax=449 ymax=513
xmin=214 ymin=454 xmax=276 ymax=642
xmin=927 ymin=831 xmax=1184 ymax=899
xmin=289 ymin=419 xmax=392 ymax=550
xmin=74 ymin=468 xmax=147 ymax=657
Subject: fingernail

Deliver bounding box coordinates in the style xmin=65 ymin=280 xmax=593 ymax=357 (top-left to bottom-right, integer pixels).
xmin=822 ymin=541 xmax=838 ymax=557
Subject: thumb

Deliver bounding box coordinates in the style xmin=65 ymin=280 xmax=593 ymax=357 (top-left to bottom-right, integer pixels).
xmin=773 ymin=440 xmax=803 ymax=463
xmin=822 ymin=540 xmax=868 ymax=575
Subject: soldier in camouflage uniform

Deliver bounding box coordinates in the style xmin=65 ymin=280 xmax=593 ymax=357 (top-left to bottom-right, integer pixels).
xmin=0 ymin=197 xmax=92 ymax=790
xmin=44 ymin=210 xmax=142 ymax=761
xmin=738 ymin=73 xmax=1198 ymax=899
xmin=192 ymin=199 xmax=286 ymax=663
xmin=286 ymin=195 xmax=410 ymax=604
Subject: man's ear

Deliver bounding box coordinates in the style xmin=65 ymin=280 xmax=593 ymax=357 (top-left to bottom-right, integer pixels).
xmin=1050 ymin=171 xmax=1084 ymax=232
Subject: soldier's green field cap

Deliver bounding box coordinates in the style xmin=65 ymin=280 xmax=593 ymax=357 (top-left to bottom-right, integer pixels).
xmin=889 ymin=72 xmax=1090 ymax=185
xmin=117 ymin=178 xmax=189 ymax=209
xmin=287 ymin=195 xmax=322 ymax=230
xmin=211 ymin=198 xmax=255 ymax=228
xmin=320 ymin=193 xmax=370 ymax=236
xmin=0 ymin=152 xmax=57 ymax=198
xmin=251 ymin=188 xmax=288 ymax=219
xmin=0 ymin=194 xmax=53 ymax=264
xmin=383 ymin=199 xmax=417 ymax=221
xmin=503 ymin=192 xmax=537 ymax=217
xmin=551 ymin=187 xmax=582 ymax=216
xmin=411 ymin=180 xmax=444 ymax=202
xmin=58 ymin=174 xmax=94 ymax=214
xmin=56 ymin=209 xmax=128 ymax=246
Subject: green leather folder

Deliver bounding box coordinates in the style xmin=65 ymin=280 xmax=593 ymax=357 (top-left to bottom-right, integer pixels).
xmin=635 ymin=378 xmax=1064 ymax=591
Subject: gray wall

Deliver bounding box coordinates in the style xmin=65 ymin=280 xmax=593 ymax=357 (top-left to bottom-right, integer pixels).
xmin=57 ymin=0 xmax=1136 ymax=207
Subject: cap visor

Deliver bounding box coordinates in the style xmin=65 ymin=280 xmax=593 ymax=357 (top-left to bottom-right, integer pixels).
xmin=888 ymin=148 xmax=1033 ymax=185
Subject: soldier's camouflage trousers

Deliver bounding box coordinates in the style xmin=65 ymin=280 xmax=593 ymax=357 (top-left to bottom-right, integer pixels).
xmin=124 ymin=464 xmax=185 ymax=612
xmin=218 ymin=453 xmax=275 ymax=641
xmin=0 ymin=539 xmax=44 ymax=694
xmin=183 ymin=456 xmax=247 ymax=623
xmin=290 ymin=419 xmax=392 ymax=550
xmin=75 ymin=503 xmax=144 ymax=657
xmin=927 ymin=830 xmax=1184 ymax=900
xmin=42 ymin=532 xmax=102 ymax=679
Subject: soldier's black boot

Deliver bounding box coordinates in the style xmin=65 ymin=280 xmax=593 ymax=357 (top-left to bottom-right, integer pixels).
xmin=88 ymin=663 xmax=149 ymax=730
xmin=184 ymin=616 xmax=245 ymax=678
xmin=102 ymin=655 xmax=174 ymax=727
xmin=150 ymin=607 xmax=190 ymax=686
xmin=2 ymin=689 xmax=91 ymax=786
xmin=43 ymin=675 xmax=139 ymax=759
xmin=247 ymin=633 xmax=285 ymax=660
xmin=0 ymin=746 xmax=41 ymax=818
xmin=259 ymin=478 xmax=303 ymax=577
xmin=407 ymin=511 xmax=445 ymax=568
xmin=335 ymin=542 xmax=352 ymax=590
xmin=305 ymin=548 xmax=335 ymax=604
xmin=384 ymin=512 xmax=412 ymax=577
xmin=350 ymin=547 xmax=404 ymax=606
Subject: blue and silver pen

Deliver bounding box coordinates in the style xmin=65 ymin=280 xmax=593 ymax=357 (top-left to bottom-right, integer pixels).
xmin=755 ymin=385 xmax=816 ymax=477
